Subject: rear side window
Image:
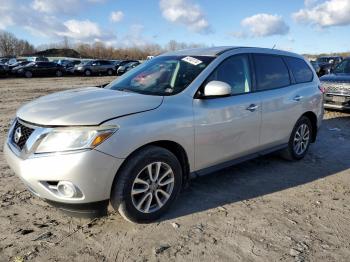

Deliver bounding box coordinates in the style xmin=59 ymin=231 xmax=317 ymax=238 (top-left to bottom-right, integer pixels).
xmin=100 ymin=61 xmax=112 ymax=65
xmin=285 ymin=57 xmax=313 ymax=83
xmin=254 ymin=54 xmax=290 ymax=91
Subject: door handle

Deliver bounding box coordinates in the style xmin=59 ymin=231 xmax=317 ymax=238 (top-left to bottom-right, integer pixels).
xmin=246 ymin=104 xmax=258 ymax=112
xmin=293 ymin=95 xmax=303 ymax=102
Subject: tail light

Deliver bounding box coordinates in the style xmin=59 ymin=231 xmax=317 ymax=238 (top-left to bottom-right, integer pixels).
xmin=318 ymin=85 xmax=326 ymax=94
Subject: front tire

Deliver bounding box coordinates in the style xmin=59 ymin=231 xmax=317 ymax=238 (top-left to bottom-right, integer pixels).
xmin=281 ymin=116 xmax=312 ymax=161
xmin=111 ymin=146 xmax=182 ymax=223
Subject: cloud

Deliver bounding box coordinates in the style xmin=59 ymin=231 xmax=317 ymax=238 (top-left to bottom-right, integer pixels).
xmin=57 ymin=19 xmax=116 ymax=42
xmin=159 ymin=0 xmax=211 ymax=33
xmin=234 ymin=13 xmax=289 ymax=38
xmin=31 ymin=0 xmax=81 ymax=14
xmin=61 ymin=20 xmax=102 ymax=39
xmin=293 ymin=0 xmax=350 ymax=27
xmin=110 ymin=11 xmax=124 ymax=23
xmin=0 ymin=0 xmax=116 ymax=44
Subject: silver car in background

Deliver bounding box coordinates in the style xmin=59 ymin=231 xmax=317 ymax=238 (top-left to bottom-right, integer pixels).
xmin=74 ymin=59 xmax=116 ymax=76
xmin=4 ymin=47 xmax=323 ymax=222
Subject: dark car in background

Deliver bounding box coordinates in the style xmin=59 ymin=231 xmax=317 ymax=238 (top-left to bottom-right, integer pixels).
xmin=110 ymin=60 xmax=122 ymax=70
xmin=9 ymin=61 xmax=31 ymax=71
xmin=60 ymin=60 xmax=81 ymax=74
xmin=26 ymin=56 xmax=49 ymax=62
xmin=116 ymin=61 xmax=141 ymax=75
xmin=310 ymin=61 xmax=321 ymax=76
xmin=74 ymin=60 xmax=116 ymax=76
xmin=14 ymin=61 xmax=65 ymax=78
xmin=115 ymin=60 xmax=139 ymax=70
xmin=321 ymin=58 xmax=350 ymax=110
xmin=317 ymin=56 xmax=342 ymax=76
xmin=0 ymin=57 xmax=17 ymax=65
xmin=0 ymin=64 xmax=10 ymax=77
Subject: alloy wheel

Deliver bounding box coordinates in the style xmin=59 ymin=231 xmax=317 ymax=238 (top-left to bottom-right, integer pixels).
xmin=131 ymin=162 xmax=175 ymax=213
xmin=293 ymin=123 xmax=310 ymax=155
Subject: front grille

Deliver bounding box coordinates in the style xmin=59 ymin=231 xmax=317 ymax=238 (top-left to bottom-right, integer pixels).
xmin=322 ymin=81 xmax=350 ymax=95
xmin=11 ymin=120 xmax=34 ymax=150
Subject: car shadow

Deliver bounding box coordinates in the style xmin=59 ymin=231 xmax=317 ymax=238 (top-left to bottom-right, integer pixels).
xmin=161 ymin=115 xmax=350 ymax=221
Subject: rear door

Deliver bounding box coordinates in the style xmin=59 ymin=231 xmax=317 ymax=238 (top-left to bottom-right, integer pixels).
xmin=46 ymin=62 xmax=57 ymax=75
xmin=34 ymin=62 xmax=48 ymax=76
xmin=193 ymin=54 xmax=262 ymax=170
xmin=92 ymin=60 xmax=102 ymax=73
xmin=253 ymin=54 xmax=308 ymax=149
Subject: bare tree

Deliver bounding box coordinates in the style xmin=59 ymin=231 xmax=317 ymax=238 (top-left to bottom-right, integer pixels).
xmin=0 ymin=31 xmax=17 ymax=56
xmin=63 ymin=36 xmax=70 ymax=49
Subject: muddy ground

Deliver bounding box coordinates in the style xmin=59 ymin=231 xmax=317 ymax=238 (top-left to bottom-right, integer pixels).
xmin=0 ymin=76 xmax=349 ymax=262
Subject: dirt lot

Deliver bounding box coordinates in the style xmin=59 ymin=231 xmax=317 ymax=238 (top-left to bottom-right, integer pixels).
xmin=0 ymin=76 xmax=349 ymax=262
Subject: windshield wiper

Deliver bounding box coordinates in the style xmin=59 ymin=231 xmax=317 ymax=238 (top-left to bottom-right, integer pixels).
xmin=118 ymin=88 xmax=140 ymax=94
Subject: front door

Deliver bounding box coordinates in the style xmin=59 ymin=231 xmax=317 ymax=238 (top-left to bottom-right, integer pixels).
xmin=193 ymin=54 xmax=262 ymax=170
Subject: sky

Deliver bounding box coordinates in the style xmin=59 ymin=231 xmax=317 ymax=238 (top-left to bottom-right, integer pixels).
xmin=1 ymin=0 xmax=350 ymax=54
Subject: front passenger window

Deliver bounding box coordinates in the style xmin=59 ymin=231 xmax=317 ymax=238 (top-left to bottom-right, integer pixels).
xmin=206 ymin=55 xmax=251 ymax=95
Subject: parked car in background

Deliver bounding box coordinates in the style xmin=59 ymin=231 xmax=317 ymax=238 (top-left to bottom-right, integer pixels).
xmin=4 ymin=47 xmax=323 ymax=222
xmin=115 ymin=60 xmax=139 ymax=71
xmin=116 ymin=61 xmax=140 ymax=75
xmin=0 ymin=64 xmax=10 ymax=77
xmin=0 ymin=57 xmax=17 ymax=65
xmin=26 ymin=56 xmax=49 ymax=62
xmin=110 ymin=60 xmax=122 ymax=70
xmin=310 ymin=61 xmax=321 ymax=76
xmin=9 ymin=61 xmax=31 ymax=71
xmin=321 ymin=58 xmax=350 ymax=110
xmin=60 ymin=60 xmax=81 ymax=74
xmin=74 ymin=60 xmax=116 ymax=76
xmin=15 ymin=61 xmax=65 ymax=78
xmin=317 ymin=56 xmax=342 ymax=76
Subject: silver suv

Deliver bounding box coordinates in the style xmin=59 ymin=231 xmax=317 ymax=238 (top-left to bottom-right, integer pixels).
xmin=74 ymin=60 xmax=115 ymax=76
xmin=4 ymin=47 xmax=323 ymax=222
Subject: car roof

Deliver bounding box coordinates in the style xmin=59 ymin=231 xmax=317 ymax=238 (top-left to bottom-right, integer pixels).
xmin=318 ymin=56 xmax=342 ymax=59
xmin=161 ymin=46 xmax=303 ymax=58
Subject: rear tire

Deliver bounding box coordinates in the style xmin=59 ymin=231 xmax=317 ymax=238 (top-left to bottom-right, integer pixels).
xmin=281 ymin=116 xmax=312 ymax=161
xmin=55 ymin=70 xmax=63 ymax=77
xmin=111 ymin=146 xmax=182 ymax=223
xmin=84 ymin=69 xmax=92 ymax=76
xmin=24 ymin=71 xmax=32 ymax=78
xmin=107 ymin=69 xmax=113 ymax=76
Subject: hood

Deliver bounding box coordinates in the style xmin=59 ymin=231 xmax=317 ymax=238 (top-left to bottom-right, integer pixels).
xmin=320 ymin=73 xmax=350 ymax=83
xmin=17 ymin=87 xmax=163 ymax=126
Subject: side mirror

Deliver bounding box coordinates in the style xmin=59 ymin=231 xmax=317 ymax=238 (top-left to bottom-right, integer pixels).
xmin=203 ymin=81 xmax=231 ymax=98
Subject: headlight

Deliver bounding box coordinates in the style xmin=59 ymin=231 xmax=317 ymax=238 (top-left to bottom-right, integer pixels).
xmin=35 ymin=126 xmax=117 ymax=154
xmin=77 ymin=66 xmax=83 ymax=70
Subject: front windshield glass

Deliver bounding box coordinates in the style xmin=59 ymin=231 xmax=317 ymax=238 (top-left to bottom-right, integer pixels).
xmin=107 ymin=55 xmax=214 ymax=96
xmin=333 ymin=59 xmax=350 ymax=74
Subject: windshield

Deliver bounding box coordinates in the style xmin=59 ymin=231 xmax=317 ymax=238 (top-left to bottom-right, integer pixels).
xmin=106 ymin=55 xmax=214 ymax=96
xmin=333 ymin=59 xmax=350 ymax=74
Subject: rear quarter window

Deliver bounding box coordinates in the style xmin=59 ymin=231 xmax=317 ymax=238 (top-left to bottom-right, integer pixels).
xmin=285 ymin=57 xmax=313 ymax=83
xmin=254 ymin=54 xmax=291 ymax=91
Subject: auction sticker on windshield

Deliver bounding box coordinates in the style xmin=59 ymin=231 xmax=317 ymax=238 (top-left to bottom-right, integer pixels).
xmin=181 ymin=56 xmax=203 ymax=66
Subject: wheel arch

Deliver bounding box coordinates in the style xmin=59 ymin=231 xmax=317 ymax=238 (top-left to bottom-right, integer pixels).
xmin=301 ymin=111 xmax=318 ymax=142
xmin=110 ymin=140 xmax=190 ymax=199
